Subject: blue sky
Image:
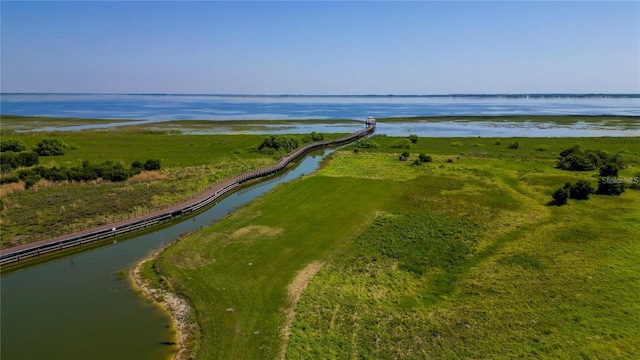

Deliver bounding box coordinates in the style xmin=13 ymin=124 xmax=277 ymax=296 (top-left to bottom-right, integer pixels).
xmin=1 ymin=1 xmax=638 ymax=94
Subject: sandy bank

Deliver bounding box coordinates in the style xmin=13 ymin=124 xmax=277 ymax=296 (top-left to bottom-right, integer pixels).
xmin=131 ymin=250 xmax=196 ymax=360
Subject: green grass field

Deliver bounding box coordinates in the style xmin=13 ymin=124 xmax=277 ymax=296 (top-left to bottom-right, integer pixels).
xmin=0 ymin=129 xmax=282 ymax=242
xmin=141 ymin=135 xmax=640 ymax=359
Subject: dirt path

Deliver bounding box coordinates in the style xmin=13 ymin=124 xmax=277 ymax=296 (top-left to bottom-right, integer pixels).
xmin=279 ymin=261 xmax=324 ymax=360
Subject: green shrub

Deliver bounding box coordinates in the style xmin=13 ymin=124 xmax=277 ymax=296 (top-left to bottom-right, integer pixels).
xmin=0 ymin=152 xmax=18 ymax=173
xmin=258 ymin=135 xmax=301 ymax=154
xmin=302 ymin=131 xmax=324 ymax=143
xmin=597 ymin=163 xmax=626 ymax=195
xmin=535 ymin=145 xmax=549 ymax=151
xmin=418 ymin=153 xmax=432 ymax=163
xmin=0 ymin=175 xmax=19 ymax=185
xmin=33 ymin=138 xmax=69 ymax=156
xmin=494 ymin=140 xmax=502 ymax=145
xmin=24 ymin=175 xmax=41 ymax=189
xmin=450 ymin=141 xmax=463 ymax=147
xmin=551 ymin=183 xmax=571 ymax=205
xmin=556 ymin=145 xmax=624 ymax=172
xmin=143 ymin=159 xmax=161 ymax=171
xmin=569 ymin=180 xmax=594 ymax=200
xmin=408 ymin=134 xmax=419 ymax=144
xmin=0 ymin=139 xmax=26 ymax=152
xmin=471 ymin=143 xmax=484 ymax=148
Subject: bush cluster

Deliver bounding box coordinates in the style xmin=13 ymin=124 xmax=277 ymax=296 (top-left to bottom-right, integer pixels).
xmin=257 ymin=135 xmax=302 ymax=155
xmin=552 ymin=180 xmax=595 ymax=205
xmin=419 ymin=153 xmax=433 ymax=163
xmin=0 ymin=139 xmax=26 ymax=153
xmin=33 ymin=138 xmax=70 ymax=156
xmin=302 ymin=131 xmax=324 ymax=143
xmin=556 ymin=145 xmax=623 ymax=171
xmin=1 ymin=151 xmax=39 ymax=173
xmin=596 ymin=162 xmax=626 ymax=195
xmin=398 ymin=151 xmax=410 ymax=161
xmin=16 ymin=159 xmax=161 ymax=185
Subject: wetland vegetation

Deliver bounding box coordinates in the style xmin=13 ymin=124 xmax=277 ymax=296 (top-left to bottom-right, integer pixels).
xmin=2 ymin=115 xmax=639 ymax=358
xmin=140 ymin=132 xmax=640 ymax=359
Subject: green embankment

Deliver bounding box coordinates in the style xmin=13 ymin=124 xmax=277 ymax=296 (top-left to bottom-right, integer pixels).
xmin=145 ymin=135 xmax=640 ymax=359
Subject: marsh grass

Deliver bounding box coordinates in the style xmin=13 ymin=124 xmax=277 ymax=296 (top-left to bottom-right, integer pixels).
xmin=377 ymin=115 xmax=640 ymax=129
xmin=286 ymin=140 xmax=640 ymax=359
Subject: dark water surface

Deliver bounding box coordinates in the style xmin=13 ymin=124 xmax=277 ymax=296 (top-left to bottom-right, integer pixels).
xmin=0 ymin=150 xmax=330 ymax=360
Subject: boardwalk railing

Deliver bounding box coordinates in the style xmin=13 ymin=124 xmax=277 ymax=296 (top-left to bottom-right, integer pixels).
xmin=0 ymin=122 xmax=375 ymax=266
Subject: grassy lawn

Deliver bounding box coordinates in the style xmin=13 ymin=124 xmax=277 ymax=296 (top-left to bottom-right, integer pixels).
xmin=142 ymin=135 xmax=640 ymax=359
xmin=151 ymin=176 xmax=403 ymax=359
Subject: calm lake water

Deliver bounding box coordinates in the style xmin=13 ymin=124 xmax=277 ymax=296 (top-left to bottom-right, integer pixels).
xmin=1 ymin=94 xmax=639 ymax=136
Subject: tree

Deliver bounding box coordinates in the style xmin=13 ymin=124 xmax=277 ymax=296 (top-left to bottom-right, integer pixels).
xmin=552 ymin=183 xmax=571 ymax=205
xmin=33 ymin=138 xmax=69 ymax=156
xmin=0 ymin=139 xmax=26 ymax=152
xmin=408 ymin=134 xmax=419 ymax=144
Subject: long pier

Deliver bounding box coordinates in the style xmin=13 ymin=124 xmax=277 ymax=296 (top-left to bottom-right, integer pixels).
xmin=0 ymin=120 xmax=375 ymax=266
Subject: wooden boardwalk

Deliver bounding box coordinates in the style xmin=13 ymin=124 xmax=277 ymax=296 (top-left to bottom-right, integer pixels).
xmin=0 ymin=122 xmax=375 ymax=265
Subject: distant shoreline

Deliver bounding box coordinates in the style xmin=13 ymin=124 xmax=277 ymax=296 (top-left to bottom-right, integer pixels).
xmin=2 ymin=114 xmax=638 ymax=137
xmin=2 ymin=92 xmax=639 ymax=98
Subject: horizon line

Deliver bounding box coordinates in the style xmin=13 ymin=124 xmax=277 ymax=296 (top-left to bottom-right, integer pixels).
xmin=2 ymin=92 xmax=639 ymax=97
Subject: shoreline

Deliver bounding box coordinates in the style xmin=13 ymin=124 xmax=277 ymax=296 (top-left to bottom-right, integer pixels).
xmin=130 ymin=248 xmax=195 ymax=360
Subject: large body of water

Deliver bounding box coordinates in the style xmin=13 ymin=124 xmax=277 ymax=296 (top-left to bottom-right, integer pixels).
xmin=2 ymin=94 xmax=638 ymax=137
xmin=2 ymin=93 xmax=639 ymax=121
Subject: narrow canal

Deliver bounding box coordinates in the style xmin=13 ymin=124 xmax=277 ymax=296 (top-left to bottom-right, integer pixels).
xmin=0 ymin=149 xmax=332 ymax=360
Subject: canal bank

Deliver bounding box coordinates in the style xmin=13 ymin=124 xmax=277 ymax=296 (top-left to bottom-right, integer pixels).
xmin=0 ymin=148 xmax=335 ymax=360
